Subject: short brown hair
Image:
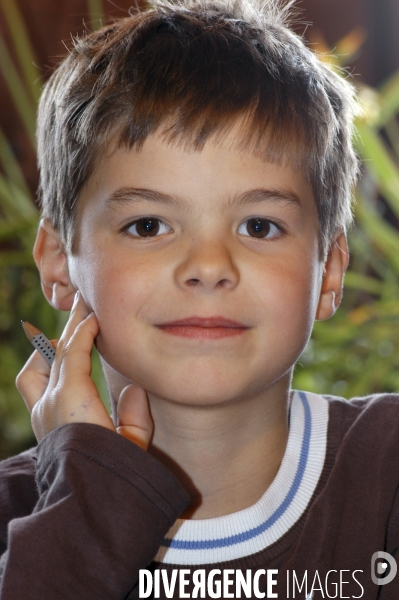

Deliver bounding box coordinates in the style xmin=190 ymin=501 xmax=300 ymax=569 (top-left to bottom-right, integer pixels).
xmin=37 ymin=0 xmax=360 ymax=255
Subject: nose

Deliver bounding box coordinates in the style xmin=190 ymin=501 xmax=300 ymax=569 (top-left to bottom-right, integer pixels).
xmin=174 ymin=238 xmax=240 ymax=292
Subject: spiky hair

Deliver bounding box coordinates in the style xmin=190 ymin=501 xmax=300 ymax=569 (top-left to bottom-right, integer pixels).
xmin=37 ymin=0 xmax=360 ymax=255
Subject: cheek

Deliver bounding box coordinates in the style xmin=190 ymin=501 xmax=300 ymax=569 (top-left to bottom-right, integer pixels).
xmin=90 ymin=265 xmax=146 ymax=324
xmin=254 ymin=247 xmax=319 ymax=303
xmin=77 ymin=252 xmax=165 ymax=361
xmin=75 ymin=244 xmax=154 ymax=314
xmin=89 ymin=266 xmax=144 ymax=373
xmin=254 ymin=257 xmax=320 ymax=344
xmin=285 ymin=268 xmax=321 ymax=348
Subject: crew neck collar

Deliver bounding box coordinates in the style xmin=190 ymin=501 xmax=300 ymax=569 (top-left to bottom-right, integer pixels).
xmin=154 ymin=390 xmax=329 ymax=565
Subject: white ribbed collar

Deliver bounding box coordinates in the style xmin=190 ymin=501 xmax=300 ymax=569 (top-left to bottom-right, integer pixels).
xmin=155 ymin=391 xmax=329 ymax=565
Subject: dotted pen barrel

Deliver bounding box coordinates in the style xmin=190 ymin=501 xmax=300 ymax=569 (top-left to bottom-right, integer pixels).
xmin=21 ymin=321 xmax=56 ymax=366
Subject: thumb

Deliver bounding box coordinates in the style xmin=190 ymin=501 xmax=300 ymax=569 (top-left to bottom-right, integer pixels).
xmin=116 ymin=384 xmax=153 ymax=450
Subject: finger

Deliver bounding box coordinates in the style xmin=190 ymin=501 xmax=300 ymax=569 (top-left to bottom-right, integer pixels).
xmin=60 ymin=291 xmax=89 ymax=343
xmin=51 ymin=291 xmax=89 ymax=381
xmin=54 ymin=311 xmax=109 ymax=426
xmin=31 ymin=313 xmax=115 ymax=440
xmin=116 ymin=384 xmax=153 ymax=450
xmin=57 ymin=312 xmax=100 ymax=386
xmin=16 ymin=349 xmax=54 ymax=412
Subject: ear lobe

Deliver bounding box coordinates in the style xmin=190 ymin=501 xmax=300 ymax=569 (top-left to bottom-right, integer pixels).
xmin=316 ymin=232 xmax=349 ymax=321
xmin=33 ymin=219 xmax=76 ymax=311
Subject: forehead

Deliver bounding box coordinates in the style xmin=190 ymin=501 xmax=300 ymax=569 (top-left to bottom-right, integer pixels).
xmin=80 ymin=127 xmax=316 ymax=216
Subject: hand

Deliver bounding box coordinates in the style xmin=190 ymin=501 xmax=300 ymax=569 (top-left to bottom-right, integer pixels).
xmin=16 ymin=292 xmax=153 ymax=449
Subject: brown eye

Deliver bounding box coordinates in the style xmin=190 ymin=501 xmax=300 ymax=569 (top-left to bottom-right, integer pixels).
xmin=127 ymin=218 xmax=171 ymax=237
xmin=238 ymin=218 xmax=280 ymax=239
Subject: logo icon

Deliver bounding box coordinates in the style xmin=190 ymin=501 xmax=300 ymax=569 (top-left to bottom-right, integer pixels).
xmin=371 ymin=551 xmax=397 ymax=585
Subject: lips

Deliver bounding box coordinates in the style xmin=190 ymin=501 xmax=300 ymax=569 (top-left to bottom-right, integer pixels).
xmin=156 ymin=316 xmax=249 ymax=339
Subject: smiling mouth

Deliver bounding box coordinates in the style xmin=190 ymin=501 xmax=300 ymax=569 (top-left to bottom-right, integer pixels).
xmin=156 ymin=317 xmax=250 ymax=339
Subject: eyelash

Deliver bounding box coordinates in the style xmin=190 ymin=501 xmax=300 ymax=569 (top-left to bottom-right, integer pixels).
xmin=123 ymin=218 xmax=172 ymax=238
xmin=122 ymin=217 xmax=284 ymax=239
xmin=237 ymin=218 xmax=283 ymax=239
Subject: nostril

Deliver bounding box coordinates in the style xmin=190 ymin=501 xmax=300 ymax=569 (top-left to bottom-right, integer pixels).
xmin=187 ymin=278 xmax=200 ymax=286
xmin=218 ymin=279 xmax=229 ymax=287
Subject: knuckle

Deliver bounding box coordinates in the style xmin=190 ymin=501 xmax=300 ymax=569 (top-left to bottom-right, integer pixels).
xmin=15 ymin=367 xmax=33 ymax=394
xmin=72 ymin=318 xmax=88 ymax=337
xmin=56 ymin=338 xmax=66 ymax=356
xmin=15 ymin=353 xmax=36 ymax=391
xmin=15 ymin=370 xmax=24 ymax=392
xmin=31 ymin=403 xmax=40 ymax=426
xmin=49 ymin=386 xmax=62 ymax=406
xmin=61 ymin=341 xmax=72 ymax=358
xmin=60 ymin=339 xmax=78 ymax=364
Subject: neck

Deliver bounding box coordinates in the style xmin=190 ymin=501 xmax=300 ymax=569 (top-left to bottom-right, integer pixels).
xmin=103 ymin=358 xmax=292 ymax=519
xmin=147 ymin=377 xmax=291 ymax=519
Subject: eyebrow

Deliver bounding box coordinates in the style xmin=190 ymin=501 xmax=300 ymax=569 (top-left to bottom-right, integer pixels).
xmin=105 ymin=186 xmax=302 ymax=210
xmin=233 ymin=187 xmax=302 ymax=207
xmin=106 ymin=187 xmax=185 ymax=209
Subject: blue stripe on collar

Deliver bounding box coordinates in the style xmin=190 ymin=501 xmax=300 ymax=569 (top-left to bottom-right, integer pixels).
xmin=155 ymin=390 xmax=329 ymax=565
xmin=163 ymin=392 xmax=311 ymax=551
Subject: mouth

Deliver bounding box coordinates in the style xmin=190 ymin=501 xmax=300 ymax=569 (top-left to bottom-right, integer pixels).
xmin=156 ymin=316 xmax=250 ymax=339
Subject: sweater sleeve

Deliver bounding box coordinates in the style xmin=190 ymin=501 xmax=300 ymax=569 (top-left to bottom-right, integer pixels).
xmin=0 ymin=423 xmax=189 ymax=600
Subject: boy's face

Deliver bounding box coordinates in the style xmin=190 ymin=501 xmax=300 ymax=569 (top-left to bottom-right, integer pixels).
xmin=65 ymin=130 xmax=335 ymax=409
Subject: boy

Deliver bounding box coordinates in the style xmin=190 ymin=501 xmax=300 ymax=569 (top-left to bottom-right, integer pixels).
xmin=1 ymin=0 xmax=398 ymax=598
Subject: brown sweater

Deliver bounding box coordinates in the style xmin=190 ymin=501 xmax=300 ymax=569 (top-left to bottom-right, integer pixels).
xmin=0 ymin=393 xmax=398 ymax=599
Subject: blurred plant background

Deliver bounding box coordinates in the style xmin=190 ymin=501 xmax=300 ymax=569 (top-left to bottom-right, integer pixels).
xmin=0 ymin=0 xmax=107 ymax=458
xmin=294 ymin=29 xmax=399 ymax=397
xmin=0 ymin=0 xmax=399 ymax=458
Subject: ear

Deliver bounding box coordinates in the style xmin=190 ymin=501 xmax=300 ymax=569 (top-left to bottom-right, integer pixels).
xmin=315 ymin=232 xmax=349 ymax=321
xmin=33 ymin=219 xmax=76 ymax=311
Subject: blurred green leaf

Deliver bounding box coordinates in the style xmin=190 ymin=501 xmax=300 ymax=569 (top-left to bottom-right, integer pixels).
xmin=344 ymin=271 xmax=383 ymax=295
xmin=355 ymin=201 xmax=399 ymax=272
xmin=378 ymin=72 xmax=399 ymax=127
xmin=0 ymin=126 xmax=31 ymax=198
xmin=0 ymin=34 xmax=36 ymax=146
xmin=355 ymin=121 xmax=399 ymax=219
xmin=0 ymin=252 xmax=36 ymax=267
xmin=0 ymin=0 xmax=41 ymax=104
xmin=0 ymin=218 xmax=38 ymax=242
xmin=87 ymin=0 xmax=104 ymax=27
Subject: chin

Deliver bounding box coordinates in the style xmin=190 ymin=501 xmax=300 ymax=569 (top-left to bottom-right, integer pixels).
xmin=146 ymin=375 xmax=259 ymax=408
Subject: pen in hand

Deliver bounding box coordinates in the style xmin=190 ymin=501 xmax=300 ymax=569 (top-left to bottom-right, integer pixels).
xmin=21 ymin=320 xmax=55 ymax=366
